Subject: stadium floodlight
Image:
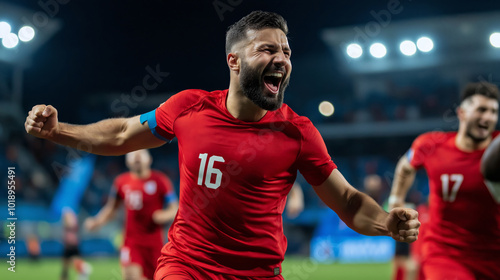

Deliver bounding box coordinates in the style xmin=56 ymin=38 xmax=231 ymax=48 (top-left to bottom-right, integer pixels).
xmin=319 ymin=101 xmax=335 ymax=117
xmin=346 ymin=43 xmax=363 ymax=59
xmin=369 ymin=43 xmax=387 ymax=58
xmin=400 ymin=40 xmax=417 ymax=56
xmin=490 ymin=32 xmax=500 ymax=48
xmin=2 ymin=33 xmax=19 ymax=48
xmin=18 ymin=26 xmax=35 ymax=42
xmin=417 ymin=37 xmax=433 ymax=52
xmin=0 ymin=3 xmax=61 ymax=65
xmin=0 ymin=21 xmax=11 ymax=38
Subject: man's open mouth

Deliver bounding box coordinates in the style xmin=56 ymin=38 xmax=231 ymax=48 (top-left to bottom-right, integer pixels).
xmin=478 ymin=123 xmax=489 ymax=130
xmin=263 ymin=72 xmax=283 ymax=94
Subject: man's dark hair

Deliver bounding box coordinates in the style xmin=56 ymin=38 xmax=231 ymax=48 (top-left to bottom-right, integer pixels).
xmin=225 ymin=11 xmax=288 ymax=55
xmin=460 ymin=82 xmax=499 ymax=104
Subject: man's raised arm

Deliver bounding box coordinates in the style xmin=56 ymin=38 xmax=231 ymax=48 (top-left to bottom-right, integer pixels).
xmin=388 ymin=156 xmax=417 ymax=209
xmin=313 ymin=169 xmax=420 ymax=243
xmin=25 ymin=104 xmax=165 ymax=156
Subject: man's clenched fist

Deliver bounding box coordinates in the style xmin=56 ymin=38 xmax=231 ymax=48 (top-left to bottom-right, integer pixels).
xmin=25 ymin=104 xmax=59 ymax=139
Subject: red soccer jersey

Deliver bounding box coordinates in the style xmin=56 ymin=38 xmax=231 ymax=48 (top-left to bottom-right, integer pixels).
xmin=407 ymin=131 xmax=500 ymax=260
xmin=113 ymin=170 xmax=175 ymax=247
xmin=140 ymin=89 xmax=336 ymax=277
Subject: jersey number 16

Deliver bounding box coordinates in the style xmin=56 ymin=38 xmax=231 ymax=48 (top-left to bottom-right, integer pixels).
xmin=198 ymin=153 xmax=225 ymax=189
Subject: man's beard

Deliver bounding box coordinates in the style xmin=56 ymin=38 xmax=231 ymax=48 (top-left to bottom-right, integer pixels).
xmin=465 ymin=123 xmax=491 ymax=143
xmin=239 ymin=60 xmax=289 ymax=111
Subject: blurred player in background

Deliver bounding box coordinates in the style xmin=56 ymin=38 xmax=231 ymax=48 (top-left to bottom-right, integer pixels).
xmin=388 ymin=206 xmax=418 ymax=279
xmin=363 ymin=174 xmax=385 ymax=205
xmin=409 ymin=202 xmax=429 ymax=280
xmin=61 ymin=208 xmax=92 ymax=280
xmin=363 ymin=174 xmax=418 ymax=280
xmin=285 ymin=182 xmax=304 ymax=219
xmin=26 ymin=234 xmax=40 ymax=261
xmin=25 ymin=11 xmax=419 ymax=280
xmin=85 ymin=149 xmax=178 ymax=280
xmin=389 ymin=82 xmax=499 ymax=279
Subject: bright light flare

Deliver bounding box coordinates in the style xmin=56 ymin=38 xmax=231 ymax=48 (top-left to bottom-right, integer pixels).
xmin=370 ymin=43 xmax=387 ymax=58
xmin=400 ymin=40 xmax=417 ymax=56
xmin=346 ymin=43 xmax=363 ymax=59
xmin=319 ymin=101 xmax=335 ymax=117
xmin=19 ymin=26 xmax=35 ymax=42
xmin=489 ymin=32 xmax=500 ymax=48
xmin=417 ymin=37 xmax=434 ymax=52
xmin=0 ymin=22 xmax=11 ymax=38
xmin=2 ymin=33 xmax=19 ymax=48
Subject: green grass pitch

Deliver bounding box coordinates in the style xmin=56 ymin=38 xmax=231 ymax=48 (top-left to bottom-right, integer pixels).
xmin=1 ymin=257 xmax=392 ymax=279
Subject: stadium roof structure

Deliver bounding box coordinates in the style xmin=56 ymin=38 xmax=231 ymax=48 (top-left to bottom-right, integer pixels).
xmin=322 ymin=11 xmax=500 ymax=74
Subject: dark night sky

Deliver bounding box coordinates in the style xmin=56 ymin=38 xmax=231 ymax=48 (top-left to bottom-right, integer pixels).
xmin=4 ymin=0 xmax=500 ymax=119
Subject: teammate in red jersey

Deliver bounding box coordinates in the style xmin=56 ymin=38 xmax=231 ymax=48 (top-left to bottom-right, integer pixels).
xmin=389 ymin=82 xmax=499 ymax=280
xmin=85 ymin=149 xmax=178 ymax=280
xmin=25 ymin=11 xmax=419 ymax=280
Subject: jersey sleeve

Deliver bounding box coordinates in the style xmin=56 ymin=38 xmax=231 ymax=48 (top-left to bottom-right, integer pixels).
xmin=296 ymin=121 xmax=337 ymax=186
xmin=140 ymin=89 xmax=205 ymax=141
xmin=406 ymin=132 xmax=436 ymax=169
xmin=156 ymin=172 xmax=177 ymax=205
xmin=110 ymin=176 xmax=123 ymax=200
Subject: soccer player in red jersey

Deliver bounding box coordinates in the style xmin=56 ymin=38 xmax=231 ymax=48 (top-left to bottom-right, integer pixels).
xmin=25 ymin=11 xmax=420 ymax=280
xmin=85 ymin=149 xmax=178 ymax=280
xmin=389 ymin=82 xmax=499 ymax=280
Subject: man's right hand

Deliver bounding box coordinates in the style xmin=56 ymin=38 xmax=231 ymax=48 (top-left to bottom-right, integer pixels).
xmin=25 ymin=104 xmax=59 ymax=139
xmin=84 ymin=218 xmax=99 ymax=232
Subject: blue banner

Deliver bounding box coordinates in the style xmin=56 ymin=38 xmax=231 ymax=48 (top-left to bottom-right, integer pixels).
xmin=50 ymin=154 xmax=96 ymax=220
xmin=310 ymin=209 xmax=395 ymax=263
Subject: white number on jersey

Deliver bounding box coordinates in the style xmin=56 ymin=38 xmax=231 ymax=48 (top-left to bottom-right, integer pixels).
xmin=125 ymin=190 xmax=143 ymax=210
xmin=440 ymin=174 xmax=463 ymax=202
xmin=198 ymin=153 xmax=225 ymax=189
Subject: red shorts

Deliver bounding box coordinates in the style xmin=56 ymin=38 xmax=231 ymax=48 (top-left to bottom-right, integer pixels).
xmin=422 ymin=255 xmax=500 ymax=280
xmin=154 ymin=257 xmax=284 ymax=280
xmin=121 ymin=244 xmax=162 ymax=279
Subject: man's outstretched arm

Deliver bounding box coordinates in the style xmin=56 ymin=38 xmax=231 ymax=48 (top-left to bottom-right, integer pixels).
xmin=84 ymin=196 xmax=122 ymax=232
xmin=313 ymin=169 xmax=420 ymax=243
xmin=388 ymin=156 xmax=417 ymax=209
xmin=152 ymin=201 xmax=179 ymax=225
xmin=25 ymin=104 xmax=165 ymax=156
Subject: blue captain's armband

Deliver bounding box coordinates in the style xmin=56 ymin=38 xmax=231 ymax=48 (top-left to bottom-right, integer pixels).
xmin=140 ymin=109 xmax=171 ymax=142
xmin=406 ymin=148 xmax=414 ymax=162
xmin=165 ymin=193 xmax=178 ymax=205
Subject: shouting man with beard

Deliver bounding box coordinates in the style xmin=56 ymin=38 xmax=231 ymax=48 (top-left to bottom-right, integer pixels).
xmin=25 ymin=11 xmax=420 ymax=280
xmin=389 ymin=82 xmax=500 ymax=280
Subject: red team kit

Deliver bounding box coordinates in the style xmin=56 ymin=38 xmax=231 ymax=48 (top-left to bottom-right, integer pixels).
xmin=114 ymin=171 xmax=176 ymax=279
xmin=140 ymin=89 xmax=336 ymax=278
xmin=407 ymin=131 xmax=500 ymax=279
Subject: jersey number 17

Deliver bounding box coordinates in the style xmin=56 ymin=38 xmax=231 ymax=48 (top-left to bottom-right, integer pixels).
xmin=440 ymin=174 xmax=463 ymax=202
